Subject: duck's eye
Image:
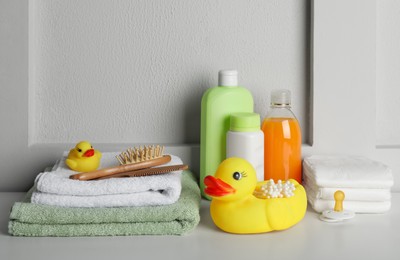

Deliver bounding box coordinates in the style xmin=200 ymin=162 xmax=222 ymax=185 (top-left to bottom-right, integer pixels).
xmin=77 ymin=148 xmax=82 ymax=152
xmin=91 ymin=146 xmax=93 ymax=148
xmin=233 ymin=172 xmax=242 ymax=180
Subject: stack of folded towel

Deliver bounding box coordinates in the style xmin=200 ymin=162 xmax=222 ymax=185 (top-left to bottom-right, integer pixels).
xmin=303 ymin=155 xmax=394 ymax=213
xmin=9 ymin=153 xmax=201 ymax=236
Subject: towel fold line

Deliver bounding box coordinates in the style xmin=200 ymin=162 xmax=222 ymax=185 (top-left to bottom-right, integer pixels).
xmin=8 ymin=221 xmax=196 ymax=237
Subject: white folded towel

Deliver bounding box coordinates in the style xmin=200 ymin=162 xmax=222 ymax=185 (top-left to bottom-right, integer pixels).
xmin=303 ymin=155 xmax=394 ymax=189
xmin=307 ymin=196 xmax=391 ymax=214
xmin=303 ymin=177 xmax=392 ymax=202
xmin=31 ymin=187 xmax=181 ymax=208
xmin=35 ymin=152 xmax=183 ymax=196
xmin=32 ymin=152 xmax=184 ymax=208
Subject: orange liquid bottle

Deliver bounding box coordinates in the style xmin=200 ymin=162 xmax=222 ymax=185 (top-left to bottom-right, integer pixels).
xmin=261 ymin=90 xmax=302 ymax=183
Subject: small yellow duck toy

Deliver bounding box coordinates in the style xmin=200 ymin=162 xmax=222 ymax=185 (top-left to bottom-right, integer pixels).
xmin=65 ymin=141 xmax=102 ymax=172
xmin=204 ymin=157 xmax=307 ymax=234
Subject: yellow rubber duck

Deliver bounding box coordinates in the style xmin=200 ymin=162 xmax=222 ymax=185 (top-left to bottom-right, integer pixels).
xmin=204 ymin=157 xmax=307 ymax=234
xmin=65 ymin=141 xmax=102 ymax=172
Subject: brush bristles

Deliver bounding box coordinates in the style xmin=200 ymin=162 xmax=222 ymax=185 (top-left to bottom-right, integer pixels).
xmin=116 ymin=145 xmax=165 ymax=165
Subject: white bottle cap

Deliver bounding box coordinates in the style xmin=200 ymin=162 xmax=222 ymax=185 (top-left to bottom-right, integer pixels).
xmin=271 ymin=89 xmax=291 ymax=106
xmin=218 ymin=70 xmax=238 ymax=87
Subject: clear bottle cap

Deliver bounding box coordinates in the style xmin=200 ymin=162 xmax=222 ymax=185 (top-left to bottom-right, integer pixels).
xmin=271 ymin=89 xmax=291 ymax=106
xmin=218 ymin=69 xmax=238 ymax=87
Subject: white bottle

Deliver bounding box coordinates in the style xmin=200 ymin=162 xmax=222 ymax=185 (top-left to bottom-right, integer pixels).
xmin=226 ymin=112 xmax=264 ymax=181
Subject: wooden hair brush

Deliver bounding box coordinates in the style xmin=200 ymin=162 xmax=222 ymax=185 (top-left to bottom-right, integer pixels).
xmin=69 ymin=145 xmax=187 ymax=181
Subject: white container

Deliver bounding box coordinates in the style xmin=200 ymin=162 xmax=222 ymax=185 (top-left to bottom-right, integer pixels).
xmin=226 ymin=112 xmax=264 ymax=181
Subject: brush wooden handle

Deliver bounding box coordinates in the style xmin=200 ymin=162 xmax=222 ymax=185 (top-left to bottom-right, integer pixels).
xmin=94 ymin=164 xmax=188 ymax=180
xmin=69 ymin=155 xmax=171 ymax=181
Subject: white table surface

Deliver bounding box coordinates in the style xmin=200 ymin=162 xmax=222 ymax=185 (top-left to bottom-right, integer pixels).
xmin=1 ymin=192 xmax=399 ymax=260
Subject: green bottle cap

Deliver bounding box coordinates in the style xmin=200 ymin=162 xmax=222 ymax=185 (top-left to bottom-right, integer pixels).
xmin=230 ymin=113 xmax=260 ymax=132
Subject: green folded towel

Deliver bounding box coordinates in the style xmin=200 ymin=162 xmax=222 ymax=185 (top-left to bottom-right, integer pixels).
xmin=9 ymin=171 xmax=201 ymax=236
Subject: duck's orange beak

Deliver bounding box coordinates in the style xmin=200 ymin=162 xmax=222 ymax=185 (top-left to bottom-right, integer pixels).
xmin=204 ymin=175 xmax=235 ymax=197
xmin=83 ymin=149 xmax=95 ymax=157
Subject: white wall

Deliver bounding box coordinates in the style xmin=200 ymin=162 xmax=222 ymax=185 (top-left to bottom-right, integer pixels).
xmin=0 ymin=0 xmax=310 ymax=191
xmin=30 ymin=0 xmax=310 ymax=145
xmin=376 ymin=0 xmax=400 ymax=147
xmin=2 ymin=0 xmax=400 ymax=192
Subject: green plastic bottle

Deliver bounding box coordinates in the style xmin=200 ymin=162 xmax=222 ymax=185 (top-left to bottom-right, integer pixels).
xmin=200 ymin=70 xmax=254 ymax=199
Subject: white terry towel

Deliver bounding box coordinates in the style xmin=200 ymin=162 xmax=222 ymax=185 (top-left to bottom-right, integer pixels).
xmin=35 ymin=153 xmax=183 ymax=196
xmin=307 ymin=196 xmax=391 ymax=214
xmin=303 ymin=176 xmax=392 ymax=202
xmin=31 ymin=153 xmax=184 ymax=208
xmin=31 ymin=186 xmax=181 ymax=208
xmin=303 ymin=155 xmax=394 ymax=189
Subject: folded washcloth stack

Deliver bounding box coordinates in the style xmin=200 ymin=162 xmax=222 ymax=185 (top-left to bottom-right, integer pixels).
xmin=33 ymin=152 xmax=183 ymax=208
xmin=9 ymin=152 xmax=201 ymax=236
xmin=9 ymin=170 xmax=201 ymax=236
xmin=303 ymin=155 xmax=394 ymax=213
